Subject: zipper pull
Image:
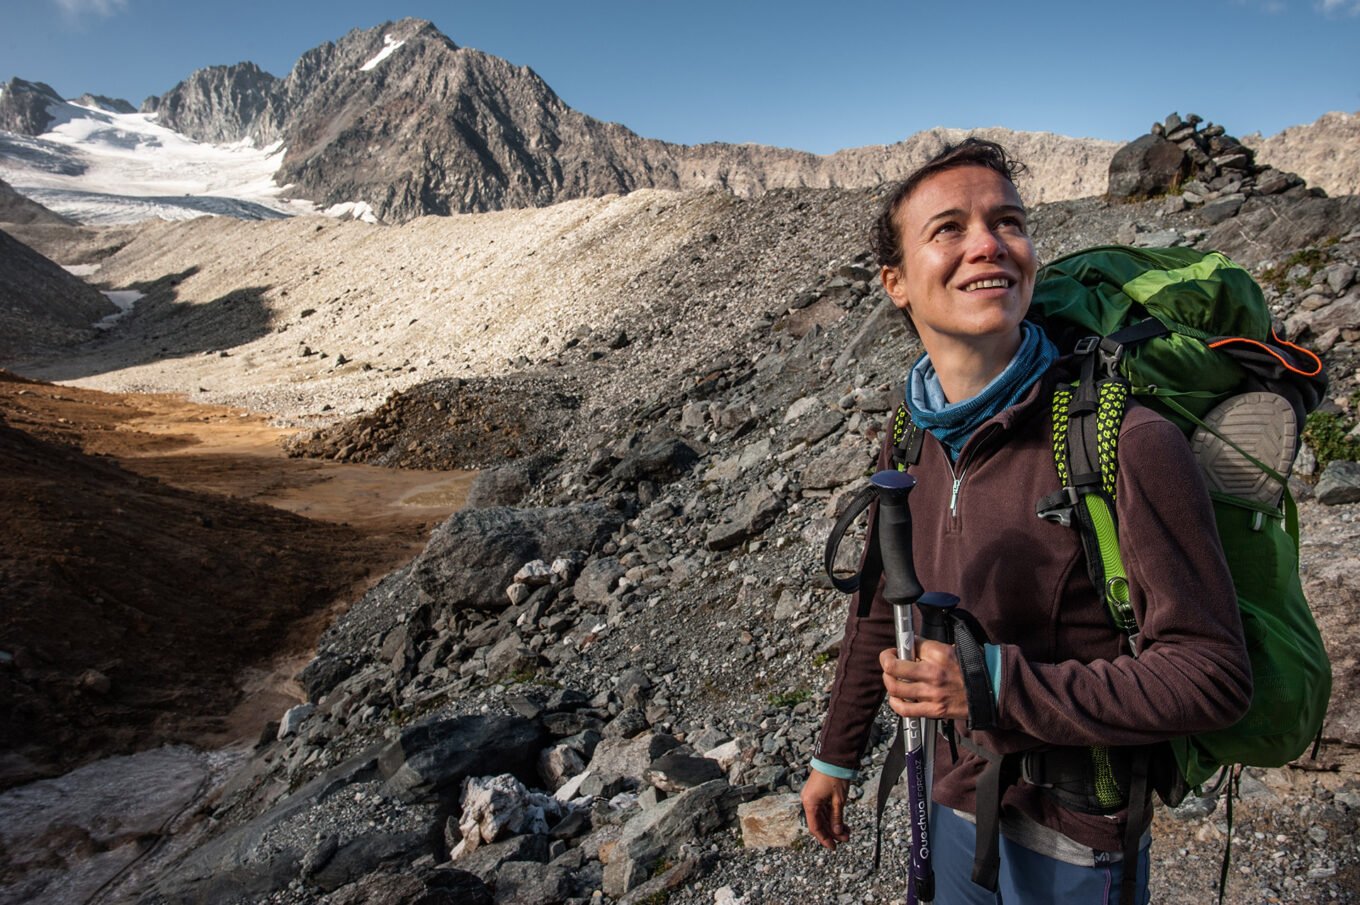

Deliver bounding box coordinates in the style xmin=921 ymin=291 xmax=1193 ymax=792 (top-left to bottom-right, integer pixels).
xmin=949 ymin=475 xmax=963 ymax=516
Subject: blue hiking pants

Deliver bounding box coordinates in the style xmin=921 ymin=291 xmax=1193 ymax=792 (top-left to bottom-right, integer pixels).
xmin=930 ymin=805 xmax=1151 ymax=904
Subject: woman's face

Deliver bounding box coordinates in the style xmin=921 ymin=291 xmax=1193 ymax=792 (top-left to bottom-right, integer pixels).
xmin=880 ymin=166 xmax=1036 ymax=354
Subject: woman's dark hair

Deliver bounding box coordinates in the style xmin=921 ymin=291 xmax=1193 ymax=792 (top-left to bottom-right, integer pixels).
xmin=870 ymin=138 xmax=1028 ymax=270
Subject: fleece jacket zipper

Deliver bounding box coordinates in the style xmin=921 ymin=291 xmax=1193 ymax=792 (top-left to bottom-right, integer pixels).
xmin=948 ymin=425 xmax=1001 ymax=522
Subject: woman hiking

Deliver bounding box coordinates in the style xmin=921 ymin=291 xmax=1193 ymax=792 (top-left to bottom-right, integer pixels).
xmin=800 ymin=139 xmax=1253 ymax=904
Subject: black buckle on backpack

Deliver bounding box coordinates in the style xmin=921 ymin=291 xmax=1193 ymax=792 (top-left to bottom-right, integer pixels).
xmin=1036 ymin=486 xmax=1080 ymax=528
xmin=1073 ymin=334 xmax=1126 ymax=378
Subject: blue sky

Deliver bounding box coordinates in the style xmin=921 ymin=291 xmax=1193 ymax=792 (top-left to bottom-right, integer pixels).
xmin=4 ymin=0 xmax=1358 ymax=154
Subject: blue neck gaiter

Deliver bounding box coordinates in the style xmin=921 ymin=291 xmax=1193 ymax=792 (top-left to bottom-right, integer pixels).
xmin=905 ymin=321 xmax=1059 ymax=461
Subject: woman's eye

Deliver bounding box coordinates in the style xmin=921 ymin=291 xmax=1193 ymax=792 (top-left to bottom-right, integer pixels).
xmin=934 ymin=223 xmax=961 ymax=237
xmin=998 ymin=217 xmax=1027 ymax=232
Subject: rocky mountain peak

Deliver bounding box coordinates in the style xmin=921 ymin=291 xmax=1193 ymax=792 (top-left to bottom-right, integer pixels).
xmin=143 ymin=60 xmax=286 ymax=145
xmin=0 ymin=78 xmax=65 ymax=135
xmin=72 ymin=93 xmax=134 ymax=114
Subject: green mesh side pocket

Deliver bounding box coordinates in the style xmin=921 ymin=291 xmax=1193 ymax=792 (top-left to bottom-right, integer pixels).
xmin=1090 ymin=746 xmax=1123 ymax=810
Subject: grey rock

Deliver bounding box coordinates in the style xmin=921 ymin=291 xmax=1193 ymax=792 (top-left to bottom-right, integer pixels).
xmin=311 ymin=830 xmax=428 ymax=892
xmin=1304 ymin=292 xmax=1360 ymax=335
xmin=539 ymin=743 xmax=587 ymax=790
xmin=786 ymin=409 xmax=845 ymax=448
xmin=1199 ymin=193 xmax=1246 ymax=225
xmin=643 ymin=751 xmax=725 ymax=792
xmin=586 ymin=732 xmax=682 ymax=785
xmin=492 ymin=860 xmax=572 ymax=904
xmin=407 ymin=503 xmax=621 ymax=611
xmin=615 ymin=668 xmax=653 ymax=706
xmin=1133 ymin=228 xmax=1183 ymax=248
xmin=706 ymin=485 xmax=784 ymax=550
xmin=142 ymin=747 xmax=385 ymax=901
xmin=703 ymin=437 xmax=772 ymax=483
xmin=277 ymin=702 xmax=317 ymax=739
xmin=603 ymin=707 xmax=649 ymax=739
xmin=615 ymin=857 xmax=701 ymax=905
xmin=379 ymin=715 xmax=546 ymax=802
xmin=610 ymin=428 xmax=703 ymax=486
xmin=800 ymin=438 xmax=870 ymax=491
xmin=783 ymin=395 xmax=824 ymax=424
xmin=485 ymin=634 xmax=540 ymax=681
xmin=602 ymin=779 xmax=736 ymax=897
xmin=1316 ymin=461 xmax=1360 ymax=505
xmin=452 ymin=833 xmax=549 ymax=882
xmin=541 ymin=711 xmax=605 ymax=737
xmin=1326 ymin=263 xmax=1356 ymax=296
xmin=574 ymin=556 xmax=625 ymax=606
xmin=1205 ymin=196 xmax=1360 ymax=269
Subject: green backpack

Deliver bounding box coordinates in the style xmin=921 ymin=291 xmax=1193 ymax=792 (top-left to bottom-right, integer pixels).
xmin=1028 ymin=244 xmax=1332 ymax=792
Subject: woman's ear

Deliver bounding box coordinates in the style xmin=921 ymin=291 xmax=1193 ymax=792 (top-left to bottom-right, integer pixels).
xmin=881 ymin=265 xmax=910 ymax=312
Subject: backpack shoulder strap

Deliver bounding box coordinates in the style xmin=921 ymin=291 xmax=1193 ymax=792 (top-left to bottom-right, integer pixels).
xmin=1036 ymin=351 xmax=1139 ymax=644
xmin=890 ymin=403 xmax=923 ymax=471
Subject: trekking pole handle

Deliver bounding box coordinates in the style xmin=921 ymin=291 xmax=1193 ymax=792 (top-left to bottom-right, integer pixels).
xmin=871 ymin=470 xmax=924 ymax=607
xmin=873 ymin=469 xmax=933 ymax=904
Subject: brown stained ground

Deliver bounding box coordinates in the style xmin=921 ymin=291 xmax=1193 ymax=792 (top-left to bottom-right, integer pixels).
xmin=0 ymin=370 xmax=474 ymax=788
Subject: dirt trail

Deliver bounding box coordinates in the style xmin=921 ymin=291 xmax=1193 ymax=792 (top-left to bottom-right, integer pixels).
xmin=0 ymin=371 xmax=473 ymax=786
xmin=1 ymin=373 xmax=474 ymax=533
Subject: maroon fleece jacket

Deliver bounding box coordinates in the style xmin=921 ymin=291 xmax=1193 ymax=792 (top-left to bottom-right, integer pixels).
xmin=813 ymin=367 xmax=1252 ymax=853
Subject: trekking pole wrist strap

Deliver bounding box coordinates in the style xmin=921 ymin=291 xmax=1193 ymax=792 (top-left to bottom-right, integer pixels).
xmin=919 ymin=596 xmax=998 ymax=732
xmin=954 ymin=616 xmax=997 ymax=731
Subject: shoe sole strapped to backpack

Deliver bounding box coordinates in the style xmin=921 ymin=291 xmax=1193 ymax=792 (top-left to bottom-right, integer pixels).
xmin=1190 ymin=392 xmax=1298 ymax=509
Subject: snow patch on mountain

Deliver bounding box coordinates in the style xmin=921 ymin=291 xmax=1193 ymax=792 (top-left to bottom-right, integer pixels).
xmin=323 ymin=200 xmax=379 ymax=223
xmin=359 ymin=34 xmax=405 ymax=72
xmin=0 ymin=101 xmax=314 ymax=225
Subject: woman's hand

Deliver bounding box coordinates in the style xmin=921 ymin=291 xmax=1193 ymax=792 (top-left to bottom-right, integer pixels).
xmin=801 ymin=768 xmax=851 ymax=850
xmin=880 ymin=640 xmax=968 ymax=721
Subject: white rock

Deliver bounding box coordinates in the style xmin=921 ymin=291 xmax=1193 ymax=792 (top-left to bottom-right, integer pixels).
xmin=514 ymin=559 xmax=554 ymax=586
xmin=277 ymin=703 xmax=316 ymax=739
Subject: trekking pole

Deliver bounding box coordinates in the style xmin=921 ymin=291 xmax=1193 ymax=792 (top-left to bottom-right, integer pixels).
xmin=870 ymin=469 xmax=933 ymax=905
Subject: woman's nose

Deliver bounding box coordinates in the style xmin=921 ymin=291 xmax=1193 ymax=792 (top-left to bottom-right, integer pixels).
xmin=965 ymin=226 xmax=1006 ymax=261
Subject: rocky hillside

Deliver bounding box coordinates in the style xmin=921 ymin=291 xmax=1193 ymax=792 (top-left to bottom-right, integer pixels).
xmin=136 ymin=18 xmax=1113 ymax=221
xmin=4 ymin=120 xmax=1360 ymax=903
xmin=1245 ymin=111 xmax=1360 ymax=199
xmin=0 ymin=176 xmax=72 ymax=226
xmin=0 ymin=227 xmax=114 ymax=359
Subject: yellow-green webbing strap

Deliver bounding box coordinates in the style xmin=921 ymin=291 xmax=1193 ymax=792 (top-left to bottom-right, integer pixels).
xmin=1051 ymin=383 xmax=1136 ymax=636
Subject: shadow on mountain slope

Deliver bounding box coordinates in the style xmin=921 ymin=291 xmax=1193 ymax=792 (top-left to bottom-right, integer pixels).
xmin=19 ymin=269 xmax=280 ymax=381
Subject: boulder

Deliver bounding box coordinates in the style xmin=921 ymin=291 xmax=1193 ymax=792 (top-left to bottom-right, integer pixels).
xmin=574 ymin=556 xmax=626 ymax=606
xmin=491 ymin=860 xmax=573 ymax=904
xmin=310 ymin=830 xmax=429 ymax=892
xmin=602 ymin=779 xmax=737 ymax=897
xmin=379 ymin=715 xmax=546 ymax=802
xmin=609 ymin=428 xmax=703 ymax=485
xmin=800 ymin=438 xmax=870 ymax=491
xmin=453 ymin=774 xmax=571 ymax=856
xmin=585 ymin=732 xmax=682 ymax=788
xmin=706 ymin=485 xmax=784 ymax=550
xmin=1108 ymin=134 xmax=1190 ymax=199
xmin=409 ymin=503 xmax=621 ymax=610
xmin=1316 ymin=461 xmax=1360 ymax=505
xmin=451 ymin=832 xmax=549 ymax=882
xmin=643 ymin=751 xmax=724 ymax=793
xmin=324 ymin=867 xmax=494 ymax=905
